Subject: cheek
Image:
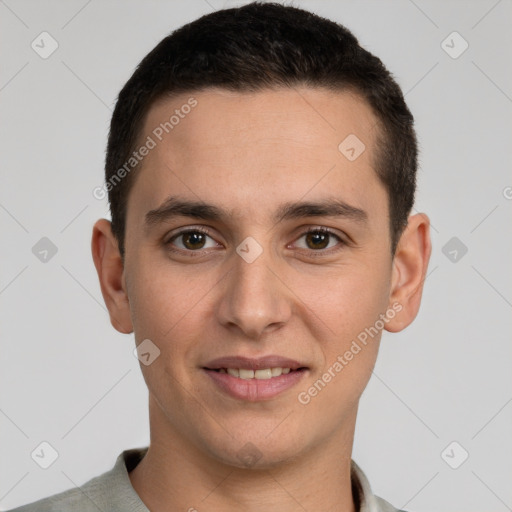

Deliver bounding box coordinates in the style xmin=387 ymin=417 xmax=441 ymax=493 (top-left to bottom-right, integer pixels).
xmin=298 ymin=261 xmax=391 ymax=397
xmin=296 ymin=274 xmax=388 ymax=423
xmin=127 ymin=259 xmax=222 ymax=377
xmin=298 ymin=261 xmax=391 ymax=342
xmin=127 ymin=265 xmax=205 ymax=395
xmin=128 ymin=256 xmax=202 ymax=334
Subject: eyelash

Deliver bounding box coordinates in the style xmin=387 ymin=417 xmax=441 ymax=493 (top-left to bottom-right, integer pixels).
xmin=164 ymin=226 xmax=346 ymax=257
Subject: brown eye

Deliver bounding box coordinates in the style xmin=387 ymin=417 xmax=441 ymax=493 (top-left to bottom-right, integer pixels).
xmin=305 ymin=231 xmax=330 ymax=250
xmin=294 ymin=228 xmax=344 ymax=252
xmin=181 ymin=232 xmax=207 ymax=250
xmin=167 ymin=229 xmax=218 ymax=252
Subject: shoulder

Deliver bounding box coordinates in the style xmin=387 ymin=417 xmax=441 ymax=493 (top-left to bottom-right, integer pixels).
xmin=6 ymin=447 xmax=149 ymax=512
xmin=6 ymin=478 xmax=110 ymax=512
xmin=374 ymin=495 xmax=408 ymax=512
xmin=351 ymin=459 xmax=408 ymax=512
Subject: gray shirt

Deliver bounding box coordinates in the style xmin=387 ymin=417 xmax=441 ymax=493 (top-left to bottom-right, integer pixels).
xmin=8 ymin=447 xmax=406 ymax=512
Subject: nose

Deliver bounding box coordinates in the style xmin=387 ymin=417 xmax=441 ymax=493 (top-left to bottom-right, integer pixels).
xmin=215 ymin=243 xmax=292 ymax=340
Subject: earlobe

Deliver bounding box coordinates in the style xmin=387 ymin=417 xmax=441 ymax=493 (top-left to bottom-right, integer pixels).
xmin=91 ymin=219 xmax=134 ymax=334
xmin=385 ymin=213 xmax=432 ymax=333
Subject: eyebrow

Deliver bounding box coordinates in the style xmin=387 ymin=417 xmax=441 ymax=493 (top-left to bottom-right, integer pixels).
xmin=144 ymin=195 xmax=368 ymax=231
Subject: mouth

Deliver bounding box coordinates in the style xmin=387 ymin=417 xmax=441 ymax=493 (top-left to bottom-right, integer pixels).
xmin=202 ymin=356 xmax=309 ymax=401
xmin=206 ymin=366 xmax=306 ymax=379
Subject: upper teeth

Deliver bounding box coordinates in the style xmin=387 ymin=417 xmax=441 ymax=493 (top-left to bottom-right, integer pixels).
xmin=219 ymin=368 xmax=291 ymax=379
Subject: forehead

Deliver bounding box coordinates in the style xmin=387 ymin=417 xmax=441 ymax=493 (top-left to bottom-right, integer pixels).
xmin=127 ymin=86 xmax=386 ymax=227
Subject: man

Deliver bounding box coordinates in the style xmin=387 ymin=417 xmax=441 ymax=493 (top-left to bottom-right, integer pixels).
xmin=10 ymin=2 xmax=430 ymax=511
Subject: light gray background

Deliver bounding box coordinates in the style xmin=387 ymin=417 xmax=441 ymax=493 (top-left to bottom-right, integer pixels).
xmin=1 ymin=0 xmax=511 ymax=510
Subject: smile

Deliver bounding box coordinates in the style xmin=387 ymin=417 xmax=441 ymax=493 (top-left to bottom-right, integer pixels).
xmin=213 ymin=367 xmax=292 ymax=379
xmin=203 ymin=367 xmax=307 ymax=401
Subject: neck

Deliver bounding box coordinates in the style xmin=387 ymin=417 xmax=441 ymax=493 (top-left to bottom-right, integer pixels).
xmin=129 ymin=397 xmax=358 ymax=512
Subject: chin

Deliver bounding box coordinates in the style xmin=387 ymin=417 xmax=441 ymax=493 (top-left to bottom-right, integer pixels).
xmin=205 ymin=434 xmax=305 ymax=471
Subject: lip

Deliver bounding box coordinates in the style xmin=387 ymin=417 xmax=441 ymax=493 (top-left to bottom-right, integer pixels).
xmin=204 ymin=355 xmax=305 ymax=371
xmin=202 ymin=355 xmax=308 ymax=401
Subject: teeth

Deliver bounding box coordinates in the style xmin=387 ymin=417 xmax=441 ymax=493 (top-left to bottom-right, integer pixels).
xmin=239 ymin=369 xmax=254 ymax=379
xmin=254 ymin=369 xmax=272 ymax=380
xmin=220 ymin=367 xmax=292 ymax=379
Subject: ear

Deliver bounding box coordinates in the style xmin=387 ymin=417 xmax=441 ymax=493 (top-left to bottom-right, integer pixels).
xmin=91 ymin=219 xmax=133 ymax=334
xmin=385 ymin=213 xmax=432 ymax=333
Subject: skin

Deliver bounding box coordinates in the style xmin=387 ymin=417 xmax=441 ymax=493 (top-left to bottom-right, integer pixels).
xmin=91 ymin=86 xmax=431 ymax=512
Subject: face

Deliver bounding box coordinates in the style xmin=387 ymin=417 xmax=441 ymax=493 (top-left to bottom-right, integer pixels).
xmin=93 ymin=86 xmax=430 ymax=469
